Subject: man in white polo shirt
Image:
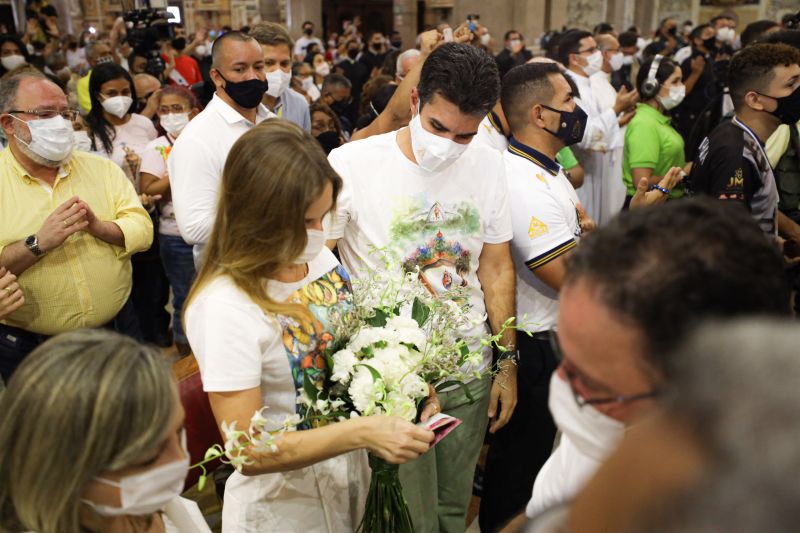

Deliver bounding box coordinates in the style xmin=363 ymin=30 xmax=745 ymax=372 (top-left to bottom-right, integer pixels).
xmin=169 ymin=31 xmax=274 ymax=264
xmin=479 ymin=61 xmax=592 ymax=532
xmin=327 ymin=43 xmax=518 ymax=533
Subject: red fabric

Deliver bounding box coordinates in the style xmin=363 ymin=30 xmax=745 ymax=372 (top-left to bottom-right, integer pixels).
xmin=177 ymin=369 xmax=224 ymax=491
xmin=162 ymin=54 xmax=203 ymax=86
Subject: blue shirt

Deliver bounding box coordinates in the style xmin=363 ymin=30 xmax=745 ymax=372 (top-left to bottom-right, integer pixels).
xmin=275 ymin=88 xmax=311 ymax=132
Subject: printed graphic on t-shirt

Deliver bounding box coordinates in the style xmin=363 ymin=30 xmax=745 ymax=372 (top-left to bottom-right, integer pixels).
xmin=278 ymin=265 xmax=353 ymax=428
xmin=156 ymin=144 xmax=172 ymax=160
xmin=389 ymin=198 xmax=480 ymax=298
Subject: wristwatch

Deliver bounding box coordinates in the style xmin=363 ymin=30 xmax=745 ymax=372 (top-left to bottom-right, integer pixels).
xmin=497 ymin=349 xmax=520 ymax=364
xmin=25 ymin=234 xmax=45 ymax=257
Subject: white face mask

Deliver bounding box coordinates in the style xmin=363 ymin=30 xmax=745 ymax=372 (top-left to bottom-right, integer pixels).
xmin=408 ymin=110 xmax=469 ymax=174
xmin=621 ymin=54 xmax=634 ymax=66
xmin=194 ymin=44 xmax=207 ymax=57
xmin=315 ymin=62 xmax=330 ymax=77
xmin=582 ymin=50 xmax=604 ymax=76
xmin=57 ymin=66 xmax=72 ymax=79
xmin=74 ymin=129 xmax=93 ymax=152
xmin=266 ymin=68 xmax=292 ymax=98
xmin=716 ymin=27 xmax=735 ymax=44
xmin=301 ymin=76 xmax=315 ymax=93
xmin=295 ymin=229 xmax=325 ymax=264
xmin=101 ymin=95 xmax=133 ymax=118
xmin=659 ymin=84 xmax=686 ymax=110
xmin=548 ymin=373 xmax=626 ymax=461
xmin=508 ymin=39 xmax=521 ymax=51
xmin=608 ymin=52 xmax=624 ymax=72
xmin=480 ymin=33 xmax=491 ymax=46
xmin=1 ymin=54 xmax=26 ymax=71
xmin=12 ymin=115 xmax=75 ymax=164
xmin=160 ymin=112 xmax=190 ymax=135
xmin=82 ymin=438 xmax=189 ymax=516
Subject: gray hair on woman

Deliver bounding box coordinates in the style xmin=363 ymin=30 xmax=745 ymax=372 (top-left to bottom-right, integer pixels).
xmin=0 ymin=329 xmax=176 ymax=533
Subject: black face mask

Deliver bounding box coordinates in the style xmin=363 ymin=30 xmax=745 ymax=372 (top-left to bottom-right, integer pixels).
xmin=303 ymin=27 xmax=313 ymax=36
xmin=172 ymin=37 xmax=186 ymax=51
xmin=218 ymin=73 xmax=269 ymax=109
xmin=667 ymin=26 xmax=677 ymax=37
xmin=316 ymin=130 xmax=341 ymax=154
xmin=758 ymin=86 xmax=800 ymax=125
xmin=541 ymin=103 xmax=588 ymax=147
xmin=329 ymin=99 xmax=349 ymax=116
xmin=702 ymin=36 xmax=716 ymax=51
xmin=391 ymin=39 xmax=402 ymax=49
xmin=347 ymin=48 xmax=359 ymax=59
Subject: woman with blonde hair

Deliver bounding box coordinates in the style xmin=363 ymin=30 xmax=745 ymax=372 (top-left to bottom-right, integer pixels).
xmin=184 ymin=120 xmax=436 ymax=532
xmin=0 ymin=329 xmax=211 ymax=533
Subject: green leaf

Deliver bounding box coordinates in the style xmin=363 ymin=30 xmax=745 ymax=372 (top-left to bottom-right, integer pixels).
xmin=411 ymin=297 xmax=431 ymax=328
xmin=366 ymin=308 xmax=390 ymax=327
xmin=435 ymin=380 xmax=475 ymax=404
xmin=356 ymin=363 xmax=383 ymax=382
xmin=459 ymin=344 xmax=470 ymax=357
xmin=303 ymin=372 xmax=319 ymax=403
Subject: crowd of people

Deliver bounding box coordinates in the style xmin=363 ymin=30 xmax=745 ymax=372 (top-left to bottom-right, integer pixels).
xmin=1 ymin=3 xmax=800 ymax=532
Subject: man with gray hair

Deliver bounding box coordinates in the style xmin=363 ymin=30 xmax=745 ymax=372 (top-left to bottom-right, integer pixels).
xmin=168 ymin=31 xmax=274 ymax=265
xmin=320 ymin=73 xmax=353 ymax=132
xmin=0 ymin=71 xmax=153 ymax=380
xmin=395 ymin=48 xmax=421 ymax=82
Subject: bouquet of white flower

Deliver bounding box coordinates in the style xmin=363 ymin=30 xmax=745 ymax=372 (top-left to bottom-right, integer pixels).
xmin=296 ymin=256 xmax=515 ymax=532
xmin=194 ymin=253 xmax=518 ymax=532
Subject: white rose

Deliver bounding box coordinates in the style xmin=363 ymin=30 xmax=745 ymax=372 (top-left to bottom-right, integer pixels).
xmin=331 ymin=348 xmax=358 ymax=383
xmin=383 ymin=391 xmax=417 ymax=421
xmin=349 ymin=366 xmax=386 ymax=415
xmin=399 ymin=373 xmax=429 ymax=399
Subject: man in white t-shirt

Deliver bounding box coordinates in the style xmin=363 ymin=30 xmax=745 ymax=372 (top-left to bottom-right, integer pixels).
xmin=327 ymin=43 xmax=518 ymax=533
xmin=293 ymin=20 xmax=324 ymax=61
xmin=168 ymin=31 xmax=274 ymax=265
xmin=479 ymin=61 xmax=593 ymax=533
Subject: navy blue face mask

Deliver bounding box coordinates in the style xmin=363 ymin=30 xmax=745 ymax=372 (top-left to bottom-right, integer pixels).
xmin=541 ymin=103 xmax=588 ymax=147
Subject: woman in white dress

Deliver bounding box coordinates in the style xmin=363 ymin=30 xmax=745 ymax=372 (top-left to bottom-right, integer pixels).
xmin=0 ymin=329 xmax=211 ymax=533
xmin=184 ymin=120 xmax=436 ymax=532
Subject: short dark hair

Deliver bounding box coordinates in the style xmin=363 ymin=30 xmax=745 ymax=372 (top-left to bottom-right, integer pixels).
xmin=249 ymin=21 xmax=294 ymax=50
xmin=556 ymin=29 xmax=592 ymax=68
xmin=741 ymin=20 xmax=780 ymax=47
xmin=418 ymin=43 xmax=499 ymax=116
xmin=302 ymin=20 xmax=313 ymax=27
xmin=593 ymin=22 xmax=614 ymax=35
xmin=689 ymin=23 xmax=711 ymax=41
xmin=211 ymin=31 xmax=257 ymax=70
xmin=504 ymin=30 xmax=521 ymax=41
xmin=564 ymin=198 xmax=791 ymax=370
xmin=321 ymin=72 xmax=351 ymax=93
xmin=618 ymin=31 xmax=638 ymax=48
xmin=764 ymin=29 xmax=800 ymax=50
xmin=636 ymin=56 xmax=680 ymax=97
xmin=500 ymin=62 xmax=562 ymax=134
xmin=729 ymin=43 xmax=800 ymax=111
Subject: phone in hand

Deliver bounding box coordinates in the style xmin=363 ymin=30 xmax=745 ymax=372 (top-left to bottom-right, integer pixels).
xmin=443 ymin=28 xmax=454 ymax=42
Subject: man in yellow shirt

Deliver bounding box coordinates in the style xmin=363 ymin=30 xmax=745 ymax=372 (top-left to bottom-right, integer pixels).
xmin=76 ymin=41 xmax=114 ymax=113
xmin=0 ymin=71 xmax=153 ymax=380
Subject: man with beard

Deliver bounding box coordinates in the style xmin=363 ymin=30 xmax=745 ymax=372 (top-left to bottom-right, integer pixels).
xmin=0 ymin=71 xmax=153 ymax=380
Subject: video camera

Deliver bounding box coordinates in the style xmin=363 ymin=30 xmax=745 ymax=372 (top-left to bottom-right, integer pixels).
xmin=121 ymin=0 xmax=175 ymax=78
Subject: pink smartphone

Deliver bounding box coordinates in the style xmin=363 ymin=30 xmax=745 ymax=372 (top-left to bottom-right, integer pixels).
xmin=419 ymin=413 xmax=462 ymax=446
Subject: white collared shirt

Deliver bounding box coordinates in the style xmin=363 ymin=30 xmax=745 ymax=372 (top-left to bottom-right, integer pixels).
xmin=168 ymin=93 xmax=275 ymax=262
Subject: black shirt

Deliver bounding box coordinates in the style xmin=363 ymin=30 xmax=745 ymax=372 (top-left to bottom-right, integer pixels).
xmin=495 ymin=48 xmax=533 ymax=78
xmin=688 ymin=118 xmax=779 ymax=235
xmin=678 ymin=50 xmax=717 ymax=115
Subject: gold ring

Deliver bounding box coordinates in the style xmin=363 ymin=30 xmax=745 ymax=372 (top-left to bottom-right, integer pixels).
xmin=63 ymin=220 xmax=69 ymax=227
xmin=2 ymin=287 xmax=11 ymax=295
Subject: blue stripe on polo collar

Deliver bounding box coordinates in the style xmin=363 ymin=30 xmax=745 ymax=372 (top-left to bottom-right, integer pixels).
xmin=507 ymin=137 xmax=561 ymax=176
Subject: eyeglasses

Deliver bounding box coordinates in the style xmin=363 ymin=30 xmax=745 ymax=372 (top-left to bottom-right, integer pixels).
xmin=549 ymin=331 xmax=661 ymax=408
xmin=8 ymin=108 xmax=78 ymax=121
xmin=578 ymin=46 xmax=599 ymax=55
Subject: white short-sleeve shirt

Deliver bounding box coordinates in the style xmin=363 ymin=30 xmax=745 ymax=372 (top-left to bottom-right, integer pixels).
xmin=327 ymin=129 xmax=513 ymax=372
xmin=505 ymin=138 xmax=581 ymax=333
xmin=185 ymin=248 xmax=368 ymax=532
